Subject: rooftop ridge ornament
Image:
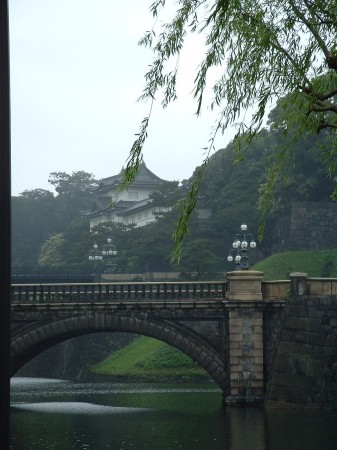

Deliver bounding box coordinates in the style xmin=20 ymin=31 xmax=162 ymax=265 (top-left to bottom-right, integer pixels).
xmin=227 ymin=223 xmax=256 ymax=270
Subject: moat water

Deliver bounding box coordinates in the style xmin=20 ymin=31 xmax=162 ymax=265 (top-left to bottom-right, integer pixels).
xmin=10 ymin=377 xmax=337 ymax=450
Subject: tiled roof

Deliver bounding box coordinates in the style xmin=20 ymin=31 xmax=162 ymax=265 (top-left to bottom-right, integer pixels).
xmin=82 ymin=196 xmax=110 ymax=217
xmin=113 ymin=200 xmax=136 ymax=208
xmin=95 ymin=196 xmax=111 ymax=209
xmin=117 ymin=199 xmax=152 ymax=216
xmin=95 ymin=162 xmax=167 ymax=192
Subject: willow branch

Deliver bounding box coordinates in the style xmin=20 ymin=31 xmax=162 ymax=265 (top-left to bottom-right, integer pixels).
xmin=311 ymin=103 xmax=337 ymax=113
xmin=241 ymin=10 xmax=312 ymax=88
xmin=317 ymin=122 xmax=337 ymax=132
xmin=319 ymin=87 xmax=337 ymax=101
xmin=290 ymin=1 xmax=331 ymax=62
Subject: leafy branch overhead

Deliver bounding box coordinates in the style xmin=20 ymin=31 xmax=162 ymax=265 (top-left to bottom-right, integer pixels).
xmin=123 ymin=0 xmax=337 ymax=256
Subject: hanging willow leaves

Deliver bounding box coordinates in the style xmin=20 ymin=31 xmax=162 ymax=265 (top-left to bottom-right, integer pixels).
xmin=122 ymin=0 xmax=337 ymax=259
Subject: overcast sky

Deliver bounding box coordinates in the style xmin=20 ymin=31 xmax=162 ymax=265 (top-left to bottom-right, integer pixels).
xmin=9 ymin=0 xmax=234 ymax=196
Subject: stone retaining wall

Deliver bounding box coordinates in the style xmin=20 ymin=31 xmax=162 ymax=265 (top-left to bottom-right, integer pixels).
xmin=272 ymin=201 xmax=337 ymax=253
xmin=266 ymin=296 xmax=337 ymax=407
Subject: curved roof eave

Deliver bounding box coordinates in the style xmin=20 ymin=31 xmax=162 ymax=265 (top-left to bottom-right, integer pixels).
xmin=95 ymin=162 xmax=169 ymax=192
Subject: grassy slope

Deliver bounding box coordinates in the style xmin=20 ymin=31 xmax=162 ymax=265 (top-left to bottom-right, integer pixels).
xmin=90 ymin=336 xmax=210 ymax=381
xmin=252 ymin=250 xmax=337 ymax=280
xmin=92 ymin=250 xmax=337 ymax=379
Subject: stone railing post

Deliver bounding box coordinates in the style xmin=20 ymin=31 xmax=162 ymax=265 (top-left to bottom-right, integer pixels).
xmin=226 ymin=270 xmax=264 ymax=405
xmin=289 ymin=272 xmax=308 ymax=296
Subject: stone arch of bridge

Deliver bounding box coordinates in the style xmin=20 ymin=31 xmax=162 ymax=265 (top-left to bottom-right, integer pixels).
xmin=11 ymin=312 xmax=229 ymax=392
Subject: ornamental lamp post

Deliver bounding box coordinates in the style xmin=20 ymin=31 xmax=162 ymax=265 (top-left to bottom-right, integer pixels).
xmin=101 ymin=237 xmax=118 ymax=273
xmin=88 ymin=243 xmax=103 ymax=279
xmin=88 ymin=243 xmax=103 ymax=262
xmin=88 ymin=238 xmax=118 ymax=276
xmin=227 ymin=223 xmax=257 ymax=270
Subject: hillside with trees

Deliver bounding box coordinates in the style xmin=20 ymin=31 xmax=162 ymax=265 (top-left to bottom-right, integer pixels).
xmin=13 ymin=103 xmax=337 ymax=381
xmin=11 ymin=171 xmax=97 ymax=273
xmin=11 ymin=103 xmax=336 ymax=278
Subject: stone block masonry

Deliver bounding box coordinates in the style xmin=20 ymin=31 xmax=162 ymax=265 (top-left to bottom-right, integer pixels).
xmin=272 ymin=201 xmax=337 ymax=253
xmin=226 ymin=308 xmax=265 ymax=404
xmin=225 ymin=271 xmax=265 ymax=405
xmin=12 ymin=274 xmax=337 ymax=407
xmin=266 ymin=295 xmax=337 ymax=407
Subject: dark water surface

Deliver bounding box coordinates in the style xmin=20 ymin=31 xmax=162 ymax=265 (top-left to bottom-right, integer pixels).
xmin=10 ymin=377 xmax=337 ymax=450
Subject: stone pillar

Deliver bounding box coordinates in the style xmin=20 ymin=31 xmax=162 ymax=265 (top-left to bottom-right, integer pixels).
xmin=227 ymin=270 xmax=263 ymax=301
xmin=226 ymin=271 xmax=264 ymax=405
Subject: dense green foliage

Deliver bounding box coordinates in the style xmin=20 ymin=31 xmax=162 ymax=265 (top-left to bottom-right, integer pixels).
xmin=48 ymin=171 xmax=97 ymax=196
xmin=11 ymin=171 xmax=96 ymax=271
xmin=124 ymin=0 xmax=337 ymax=254
xmin=11 ymin=189 xmax=56 ymax=267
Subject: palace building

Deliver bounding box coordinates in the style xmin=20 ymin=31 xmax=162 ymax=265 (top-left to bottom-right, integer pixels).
xmin=85 ymin=162 xmax=170 ymax=229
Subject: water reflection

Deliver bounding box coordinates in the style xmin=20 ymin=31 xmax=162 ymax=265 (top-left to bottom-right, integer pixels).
xmin=10 ymin=377 xmax=337 ymax=450
xmin=228 ymin=408 xmax=267 ymax=450
xmin=12 ymin=401 xmax=148 ymax=414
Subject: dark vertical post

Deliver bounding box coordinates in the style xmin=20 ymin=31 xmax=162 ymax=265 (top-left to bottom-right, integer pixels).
xmin=0 ymin=0 xmax=11 ymax=448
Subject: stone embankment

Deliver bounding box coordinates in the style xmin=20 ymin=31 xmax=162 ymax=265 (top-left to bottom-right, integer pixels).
xmin=267 ymin=295 xmax=337 ymax=407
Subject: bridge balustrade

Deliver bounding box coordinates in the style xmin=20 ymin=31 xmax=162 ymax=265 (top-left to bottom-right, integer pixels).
xmin=11 ymin=281 xmax=229 ymax=303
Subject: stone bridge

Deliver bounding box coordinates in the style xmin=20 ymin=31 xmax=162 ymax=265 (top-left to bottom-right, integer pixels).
xmin=11 ymin=272 xmax=337 ymax=406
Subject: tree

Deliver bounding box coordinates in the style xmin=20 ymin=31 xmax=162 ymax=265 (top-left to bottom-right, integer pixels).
xmin=49 ymin=171 xmax=97 ymax=232
xmin=48 ymin=171 xmax=97 ymax=197
xmin=122 ymin=0 xmax=337 ymax=255
xmin=149 ymin=180 xmax=183 ymax=208
xmin=175 ymin=239 xmax=223 ymax=279
xmin=12 ymin=172 xmax=96 ymax=272
xmin=38 ymin=233 xmax=65 ymax=269
xmin=11 ymin=190 xmax=57 ymax=268
xmin=20 ymin=189 xmax=55 ymax=201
